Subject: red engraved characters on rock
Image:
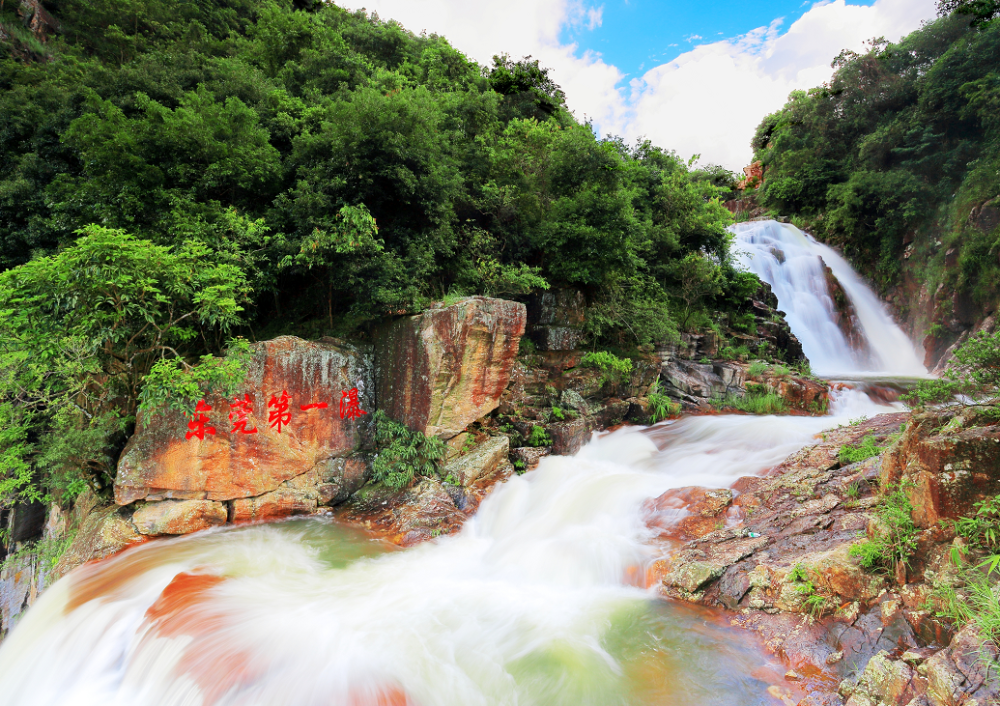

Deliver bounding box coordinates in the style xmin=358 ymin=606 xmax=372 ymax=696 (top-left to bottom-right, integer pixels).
xmin=339 ymin=387 xmax=367 ymax=421
xmin=299 ymin=401 xmax=329 ymax=411
xmin=229 ymin=393 xmax=258 ymax=435
xmin=268 ymin=390 xmax=292 ymax=433
xmin=185 ymin=400 xmax=216 ymax=440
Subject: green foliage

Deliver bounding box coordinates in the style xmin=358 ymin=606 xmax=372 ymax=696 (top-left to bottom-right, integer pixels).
xmin=838 ymin=435 xmax=886 ymax=464
xmin=527 ymin=425 xmax=552 ymax=448
xmin=748 ymin=360 xmax=769 ymax=377
xmin=0 ymin=0 xmax=759 ymax=518
xmin=371 ymin=410 xmax=447 ymax=490
xmin=713 ymin=390 xmax=788 ymax=415
xmin=550 ymin=405 xmax=566 ymax=421
xmin=907 ymin=330 xmax=1000 ymax=409
xmin=0 ymin=225 xmax=249 ymax=510
xmin=850 ymin=483 xmax=919 ymax=575
xmin=580 ymin=351 xmax=633 ymax=383
xmin=955 ymin=495 xmax=1000 ymax=550
xmin=646 ymin=378 xmax=680 ymax=423
xmin=139 ymin=338 xmax=253 ymax=416
xmin=751 ymin=15 xmax=1000 ymax=294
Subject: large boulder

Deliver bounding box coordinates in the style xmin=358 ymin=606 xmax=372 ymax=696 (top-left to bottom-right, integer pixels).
xmin=374 ymin=297 xmax=526 ymax=439
xmin=881 ymin=411 xmax=1000 ymax=528
xmin=115 ymin=336 xmax=371 ymax=505
xmin=132 ymin=500 xmax=227 ymax=536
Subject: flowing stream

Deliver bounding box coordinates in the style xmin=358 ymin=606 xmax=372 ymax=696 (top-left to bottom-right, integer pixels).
xmin=0 ymin=221 xmax=926 ymax=706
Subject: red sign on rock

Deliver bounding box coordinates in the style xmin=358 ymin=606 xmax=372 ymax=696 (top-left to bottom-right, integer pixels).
xmin=185 ymin=387 xmax=365 ymax=439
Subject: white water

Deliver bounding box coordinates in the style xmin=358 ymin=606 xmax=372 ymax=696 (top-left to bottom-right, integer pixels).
xmin=0 ymin=391 xmax=893 ymax=706
xmin=731 ymin=220 xmax=926 ymax=378
xmin=0 ymin=220 xmax=918 ymax=704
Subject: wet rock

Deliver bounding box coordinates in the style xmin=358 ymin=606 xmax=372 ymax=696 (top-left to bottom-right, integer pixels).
xmin=231 ymin=487 xmax=318 ymax=523
xmin=548 ymin=419 xmax=590 ymax=455
xmin=644 ymin=486 xmax=734 ymax=540
xmin=53 ymin=506 xmax=145 ymax=576
xmin=116 ymin=336 xmax=371 ymax=506
xmin=133 ymin=500 xmax=227 ymax=535
xmin=375 ymin=296 xmax=525 ymax=439
xmin=845 ymin=651 xmax=917 ymax=706
xmin=510 ymin=446 xmax=550 ymax=471
xmin=526 ymin=289 xmax=586 ymax=352
xmin=660 ymin=359 xmax=744 ymax=404
xmin=442 ymin=436 xmax=513 ymax=487
xmin=881 ymin=410 xmax=1000 ymax=528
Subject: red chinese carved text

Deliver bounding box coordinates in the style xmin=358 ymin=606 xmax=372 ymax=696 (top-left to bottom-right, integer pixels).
xmin=185 ymin=400 xmax=216 ymax=440
xmin=339 ymin=387 xmax=367 ymax=420
xmin=268 ymin=390 xmax=292 ymax=433
xmin=229 ymin=393 xmax=258 ymax=435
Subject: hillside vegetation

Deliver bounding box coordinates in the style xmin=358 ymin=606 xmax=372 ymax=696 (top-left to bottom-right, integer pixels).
xmin=0 ymin=1 xmax=753 ymax=519
xmin=749 ymin=1 xmax=1000 ymax=323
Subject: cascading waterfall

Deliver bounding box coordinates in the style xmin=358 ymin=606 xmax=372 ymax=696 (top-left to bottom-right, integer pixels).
xmin=730 ymin=220 xmax=926 ymax=378
xmin=0 ymin=220 xmax=926 ymax=706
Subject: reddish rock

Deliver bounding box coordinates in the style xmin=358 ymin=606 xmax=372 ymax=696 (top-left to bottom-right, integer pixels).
xmin=231 ymin=488 xmax=317 ymax=523
xmin=374 ymin=297 xmax=526 ymax=439
xmin=645 ymin=486 xmax=734 ymax=540
xmin=881 ymin=411 xmax=1000 ymax=528
xmin=132 ymin=500 xmax=227 ymax=535
xmin=115 ymin=336 xmax=370 ymax=505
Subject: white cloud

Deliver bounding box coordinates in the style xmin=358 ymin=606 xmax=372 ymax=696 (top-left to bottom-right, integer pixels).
xmin=623 ymin=0 xmax=937 ymax=169
xmin=337 ymin=0 xmax=938 ymax=169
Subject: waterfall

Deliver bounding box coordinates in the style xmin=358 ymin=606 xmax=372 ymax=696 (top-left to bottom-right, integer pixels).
xmin=730 ymin=220 xmax=926 ymax=378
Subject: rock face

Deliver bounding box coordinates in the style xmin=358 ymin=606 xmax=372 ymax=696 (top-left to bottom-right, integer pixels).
xmin=882 ymin=409 xmax=1000 ymax=528
xmin=132 ymin=500 xmax=227 ymax=536
xmin=821 ymin=258 xmax=869 ymax=361
xmin=374 ymin=297 xmax=526 ymax=439
xmin=115 ymin=336 xmax=371 ymax=506
xmin=337 ymin=435 xmax=515 ymax=545
xmin=649 ymin=410 xmax=1000 ymax=705
xmin=526 ymin=289 xmax=586 ymax=351
xmin=659 ymin=359 xmax=745 ymax=404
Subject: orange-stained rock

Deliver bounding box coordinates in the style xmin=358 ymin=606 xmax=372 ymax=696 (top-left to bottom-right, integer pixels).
xmin=374 ymin=297 xmax=526 ymax=439
xmin=115 ymin=336 xmax=371 ymax=505
xmin=644 ymin=486 xmax=734 ymax=540
xmin=132 ymin=500 xmax=228 ymax=535
xmin=231 ymin=488 xmax=317 ymax=523
xmin=881 ymin=410 xmax=1000 ymax=528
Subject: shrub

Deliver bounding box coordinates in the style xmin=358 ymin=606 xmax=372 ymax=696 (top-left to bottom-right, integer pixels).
xmin=647 ymin=379 xmax=680 ymax=423
xmin=527 ymin=425 xmax=552 ymax=447
xmin=748 ymin=360 xmax=769 ymax=377
xmin=838 ymin=435 xmax=885 ymax=464
xmin=580 ymin=351 xmax=633 ymax=377
xmin=850 ymin=483 xmax=919 ymax=576
xmin=371 ymin=410 xmax=447 ymax=489
xmin=713 ymin=391 xmax=787 ymax=415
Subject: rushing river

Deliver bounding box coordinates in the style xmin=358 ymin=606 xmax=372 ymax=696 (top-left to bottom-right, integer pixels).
xmin=0 ymin=221 xmax=926 ymax=705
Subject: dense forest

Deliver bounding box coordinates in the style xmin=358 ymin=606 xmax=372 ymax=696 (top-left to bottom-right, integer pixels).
xmin=750 ymin=0 xmax=1000 ymax=304
xmin=0 ymin=1 xmax=753 ymax=520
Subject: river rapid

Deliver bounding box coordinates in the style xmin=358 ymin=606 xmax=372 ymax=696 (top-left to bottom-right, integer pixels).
xmin=0 ymin=221 xmax=927 ymax=706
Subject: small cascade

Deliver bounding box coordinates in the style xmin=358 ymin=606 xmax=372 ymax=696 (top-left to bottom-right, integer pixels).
xmin=731 ymin=220 xmax=926 ymax=378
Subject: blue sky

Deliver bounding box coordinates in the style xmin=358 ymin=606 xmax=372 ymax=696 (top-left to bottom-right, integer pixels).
xmin=560 ymin=0 xmax=879 ymax=77
xmin=341 ymin=0 xmax=936 ymax=168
